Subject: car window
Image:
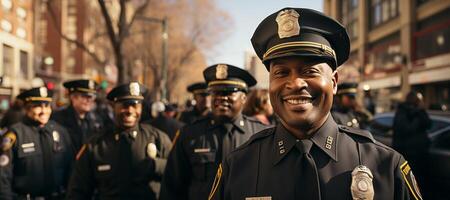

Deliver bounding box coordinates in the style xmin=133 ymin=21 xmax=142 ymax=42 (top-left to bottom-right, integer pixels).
xmin=432 ymin=129 xmax=450 ymax=150
xmin=368 ymin=116 xmax=393 ymax=136
xmin=429 ymin=119 xmax=450 ymax=133
xmin=375 ymin=116 xmax=393 ymax=127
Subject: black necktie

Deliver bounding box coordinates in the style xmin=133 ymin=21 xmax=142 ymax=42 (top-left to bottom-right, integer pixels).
xmin=39 ymin=128 xmax=55 ymax=194
xmin=217 ymin=124 xmax=232 ymax=162
xmin=295 ymin=139 xmax=321 ymax=200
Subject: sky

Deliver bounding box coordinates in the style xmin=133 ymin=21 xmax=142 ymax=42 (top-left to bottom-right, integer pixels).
xmin=206 ymin=0 xmax=323 ymax=67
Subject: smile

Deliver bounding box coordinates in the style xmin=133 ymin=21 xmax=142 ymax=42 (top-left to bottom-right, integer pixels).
xmin=282 ymin=95 xmax=313 ymax=105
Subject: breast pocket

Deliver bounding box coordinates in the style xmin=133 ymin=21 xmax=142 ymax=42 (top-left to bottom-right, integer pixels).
xmin=190 ymin=151 xmax=216 ymax=181
xmin=94 ymin=164 xmax=115 ymax=188
xmin=16 ymin=143 xmax=42 ymax=176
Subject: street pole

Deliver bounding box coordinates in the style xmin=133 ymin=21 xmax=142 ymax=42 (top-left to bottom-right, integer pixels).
xmin=161 ymin=17 xmax=168 ymax=101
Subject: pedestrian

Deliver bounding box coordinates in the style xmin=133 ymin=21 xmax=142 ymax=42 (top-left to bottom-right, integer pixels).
xmin=66 ymin=82 xmax=172 ymax=199
xmin=209 ymin=7 xmax=422 ymax=200
xmin=242 ymin=88 xmax=275 ymax=125
xmin=0 ymin=87 xmax=74 ymax=199
xmin=179 ymin=82 xmax=211 ymax=124
xmin=160 ymin=64 xmax=269 ymax=200
xmin=51 ymin=79 xmax=103 ymax=151
xmin=332 ymin=82 xmax=372 ymax=129
xmin=393 ymin=91 xmax=432 ymax=198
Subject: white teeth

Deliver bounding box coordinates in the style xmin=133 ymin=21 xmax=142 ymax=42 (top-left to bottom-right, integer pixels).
xmin=286 ymin=99 xmax=311 ymax=105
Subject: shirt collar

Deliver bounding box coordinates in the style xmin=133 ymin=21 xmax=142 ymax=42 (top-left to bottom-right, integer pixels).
xmin=272 ymin=115 xmax=339 ymax=165
xmin=208 ymin=114 xmax=247 ymax=134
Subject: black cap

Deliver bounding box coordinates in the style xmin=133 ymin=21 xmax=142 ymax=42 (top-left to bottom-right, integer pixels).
xmin=106 ymin=82 xmax=147 ymax=103
xmin=187 ymin=82 xmax=209 ymax=95
xmin=337 ymin=82 xmax=358 ymax=96
xmin=17 ymin=87 xmax=53 ymax=103
xmin=203 ymin=64 xmax=257 ymax=93
xmin=251 ymin=7 xmax=350 ymax=71
xmin=63 ymin=79 xmax=98 ymax=95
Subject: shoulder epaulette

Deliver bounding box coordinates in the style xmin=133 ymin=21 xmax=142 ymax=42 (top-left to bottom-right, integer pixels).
xmin=338 ymin=125 xmax=375 ymax=143
xmin=1 ymin=131 xmax=16 ymax=151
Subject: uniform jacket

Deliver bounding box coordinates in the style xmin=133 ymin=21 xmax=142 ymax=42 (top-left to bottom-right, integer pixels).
xmin=0 ymin=118 xmax=74 ymax=199
xmin=179 ymin=108 xmax=209 ymax=125
xmin=66 ymin=123 xmax=172 ymax=200
xmin=210 ymin=116 xmax=422 ymax=200
xmin=160 ymin=114 xmax=269 ymax=200
xmin=51 ymin=105 xmax=103 ymax=151
xmin=145 ymin=115 xmax=185 ymax=141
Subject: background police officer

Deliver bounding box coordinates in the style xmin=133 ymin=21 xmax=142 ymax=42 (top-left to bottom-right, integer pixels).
xmin=209 ymin=8 xmax=422 ymax=200
xmin=160 ymin=64 xmax=269 ymax=200
xmin=178 ymin=82 xmax=211 ymax=124
xmin=0 ymin=87 xmax=74 ymax=199
xmin=67 ymin=82 xmax=172 ymax=200
xmin=332 ymin=82 xmax=373 ymax=129
xmin=52 ymin=79 xmax=103 ymax=151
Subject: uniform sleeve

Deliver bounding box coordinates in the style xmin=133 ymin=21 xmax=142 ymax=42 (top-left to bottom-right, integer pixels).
xmin=160 ymin=130 xmax=191 ymax=200
xmin=208 ymin=158 xmax=229 ymax=200
xmin=60 ymin=127 xmax=76 ymax=189
xmin=0 ymin=150 xmax=14 ymax=200
xmin=152 ymin=131 xmax=173 ymax=180
xmin=66 ymin=144 xmax=95 ymax=200
xmin=394 ymin=156 xmax=424 ymax=200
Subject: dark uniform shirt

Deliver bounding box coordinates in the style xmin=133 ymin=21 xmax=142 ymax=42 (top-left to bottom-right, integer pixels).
xmin=160 ymin=114 xmax=269 ymax=200
xmin=179 ymin=108 xmax=209 ymax=125
xmin=52 ymin=105 xmax=103 ymax=151
xmin=210 ymin=116 xmax=422 ymax=200
xmin=0 ymin=117 xmax=74 ymax=199
xmin=66 ymin=123 xmax=172 ymax=200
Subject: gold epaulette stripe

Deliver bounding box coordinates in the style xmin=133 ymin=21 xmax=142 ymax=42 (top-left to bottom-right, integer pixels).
xmin=263 ymin=41 xmax=336 ymax=59
xmin=26 ymin=97 xmax=52 ymax=102
xmin=208 ymin=80 xmax=247 ymax=88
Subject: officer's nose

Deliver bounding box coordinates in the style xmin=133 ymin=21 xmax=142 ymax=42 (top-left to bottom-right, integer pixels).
xmin=286 ymin=76 xmax=308 ymax=90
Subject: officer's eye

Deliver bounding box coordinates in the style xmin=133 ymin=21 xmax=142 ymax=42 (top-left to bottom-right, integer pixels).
xmin=302 ymin=68 xmax=320 ymax=75
xmin=272 ymin=69 xmax=289 ymax=77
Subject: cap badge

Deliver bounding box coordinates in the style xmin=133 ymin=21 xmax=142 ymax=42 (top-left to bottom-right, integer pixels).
xmin=351 ymin=165 xmax=374 ymax=200
xmin=147 ymin=143 xmax=157 ymax=159
xmin=89 ymin=80 xmax=95 ymax=89
xmin=129 ymin=82 xmax=140 ymax=96
xmin=40 ymin=87 xmax=48 ymax=97
xmin=216 ymin=64 xmax=228 ymax=79
xmin=276 ymin=9 xmax=300 ymax=39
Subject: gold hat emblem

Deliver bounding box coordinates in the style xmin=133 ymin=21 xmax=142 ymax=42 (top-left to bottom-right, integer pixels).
xmin=39 ymin=87 xmax=48 ymax=97
xmin=129 ymin=82 xmax=140 ymax=96
xmin=216 ymin=64 xmax=228 ymax=79
xmin=276 ymin=9 xmax=300 ymax=39
xmin=88 ymin=80 xmax=95 ymax=89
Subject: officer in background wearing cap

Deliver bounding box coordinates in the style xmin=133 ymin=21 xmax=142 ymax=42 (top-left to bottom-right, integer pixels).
xmin=0 ymin=87 xmax=74 ymax=199
xmin=51 ymin=79 xmax=103 ymax=151
xmin=178 ymin=82 xmax=211 ymax=124
xmin=209 ymin=8 xmax=422 ymax=200
xmin=332 ymin=82 xmax=373 ymax=129
xmin=67 ymin=82 xmax=172 ymax=199
xmin=160 ymin=64 xmax=269 ymax=200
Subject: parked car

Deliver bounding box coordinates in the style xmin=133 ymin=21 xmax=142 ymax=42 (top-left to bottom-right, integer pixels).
xmin=367 ymin=111 xmax=450 ymax=200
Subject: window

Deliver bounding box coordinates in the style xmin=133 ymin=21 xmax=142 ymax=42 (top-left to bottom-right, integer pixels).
xmin=370 ymin=0 xmax=398 ymax=28
xmin=2 ymin=44 xmax=14 ymax=76
xmin=341 ymin=0 xmax=359 ymax=40
xmin=414 ymin=9 xmax=450 ymax=60
xmin=19 ymin=50 xmax=28 ymax=78
xmin=367 ymin=33 xmax=402 ymax=73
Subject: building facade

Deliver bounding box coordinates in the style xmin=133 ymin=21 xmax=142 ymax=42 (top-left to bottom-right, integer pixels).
xmin=244 ymin=51 xmax=269 ymax=89
xmin=324 ymin=0 xmax=450 ymax=113
xmin=0 ymin=0 xmax=35 ymax=110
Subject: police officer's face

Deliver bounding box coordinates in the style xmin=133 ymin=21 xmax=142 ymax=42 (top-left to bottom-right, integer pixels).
xmin=26 ymin=102 xmax=52 ymax=125
xmin=70 ymin=92 xmax=96 ymax=114
xmin=269 ymin=57 xmax=338 ymax=135
xmin=211 ymin=90 xmax=246 ymax=121
xmin=113 ymin=101 xmax=142 ymax=129
xmin=194 ymin=93 xmax=211 ymax=111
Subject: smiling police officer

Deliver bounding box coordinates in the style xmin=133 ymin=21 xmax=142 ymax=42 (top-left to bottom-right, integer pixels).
xmin=67 ymin=82 xmax=172 ymax=200
xmin=209 ymin=8 xmax=422 ymax=200
xmin=160 ymin=64 xmax=269 ymax=200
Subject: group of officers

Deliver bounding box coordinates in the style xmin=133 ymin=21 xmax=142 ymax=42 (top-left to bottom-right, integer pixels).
xmin=0 ymin=7 xmax=422 ymax=200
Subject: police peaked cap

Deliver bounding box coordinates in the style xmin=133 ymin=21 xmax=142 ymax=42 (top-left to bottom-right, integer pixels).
xmin=63 ymin=79 xmax=98 ymax=94
xmin=107 ymin=82 xmax=147 ymax=102
xmin=187 ymin=82 xmax=209 ymax=95
xmin=251 ymin=7 xmax=350 ymax=70
xmin=17 ymin=87 xmax=53 ymax=103
xmin=337 ymin=82 xmax=359 ymax=96
xmin=203 ymin=64 xmax=257 ymax=93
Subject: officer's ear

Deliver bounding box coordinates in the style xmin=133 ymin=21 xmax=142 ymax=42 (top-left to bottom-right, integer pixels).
xmin=332 ymin=70 xmax=339 ymax=95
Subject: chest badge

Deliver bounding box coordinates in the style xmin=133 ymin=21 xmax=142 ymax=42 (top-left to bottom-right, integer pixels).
xmin=0 ymin=154 xmax=9 ymax=166
xmin=52 ymin=131 xmax=60 ymax=142
xmin=147 ymin=143 xmax=157 ymax=159
xmin=351 ymin=165 xmax=374 ymax=200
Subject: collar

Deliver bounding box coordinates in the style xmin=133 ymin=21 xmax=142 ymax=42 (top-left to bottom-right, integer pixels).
xmin=208 ymin=114 xmax=247 ymax=134
xmin=272 ymin=115 xmax=339 ymax=165
xmin=114 ymin=125 xmax=140 ymax=140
